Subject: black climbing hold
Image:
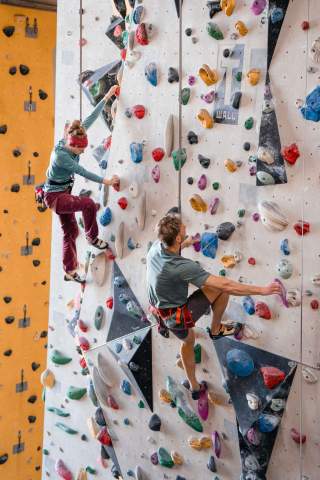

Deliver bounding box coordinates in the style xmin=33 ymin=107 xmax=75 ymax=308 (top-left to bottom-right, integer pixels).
xmin=198 ymin=154 xmax=211 ymax=169
xmin=187 ymin=177 xmax=194 ymax=185
xmin=206 ymin=1 xmax=222 ymax=18
xmin=0 ymin=454 xmax=8 ymax=465
xmin=33 ymin=152 xmax=39 ymax=157
xmin=28 ymin=415 xmax=36 ymax=424
xmin=31 ymin=362 xmax=40 ymax=371
xmin=231 ymin=91 xmax=242 ymax=110
xmin=101 ymin=445 xmax=110 ymax=460
xmin=12 ymin=149 xmax=21 ymax=157
xmin=39 ymin=89 xmax=48 ymax=100
xmin=207 ymin=455 xmax=217 ymax=472
xmin=167 ymin=206 xmax=180 ymax=216
xmin=40 ymin=330 xmax=47 ymax=338
xmin=129 ymin=361 xmax=140 ymax=372
xmin=185 ymin=28 xmax=192 ymax=36
xmin=33 ymin=260 xmax=40 ymax=267
xmin=11 ymin=184 xmax=20 ymax=193
xmin=9 ymin=66 xmax=17 ymax=75
xmin=173 ymin=0 xmax=183 ymax=18
xmin=4 ymin=349 xmax=12 ymax=356
xmin=223 ymin=48 xmax=231 ymax=58
xmin=79 ymin=189 xmax=92 ymax=197
xmin=41 ymin=281 xmax=46 ymax=285
xmin=19 ymin=64 xmax=30 ymax=75
xmin=3 ymin=296 xmax=12 ymax=304
xmin=168 ymin=67 xmax=179 ymax=83
xmin=32 ymin=238 xmax=40 ymax=246
xmin=76 ymin=346 xmax=82 ymax=355
xmin=81 ymin=434 xmax=88 ymax=441
xmin=243 ymin=142 xmax=251 ymax=151
xmin=148 ymin=413 xmax=161 ymax=431
xmin=111 ymin=464 xmax=121 ymax=479
xmin=176 ymin=476 xmax=186 ymax=480
xmin=187 ymin=131 xmax=198 ymax=145
xmin=5 ymin=316 xmax=14 ymax=324
xmin=216 ymin=222 xmax=235 ymax=241
xmin=35 ymin=466 xmax=41 ymax=471
xmin=3 ymin=210 xmax=8 ymax=213
xmin=95 ymin=407 xmax=106 ymax=427
xmin=181 ymin=378 xmax=190 ymax=390
xmin=3 ymin=26 xmax=15 ymax=37
xmin=28 ymin=395 xmax=37 ymax=404
xmin=0 ymin=125 xmax=8 ymax=134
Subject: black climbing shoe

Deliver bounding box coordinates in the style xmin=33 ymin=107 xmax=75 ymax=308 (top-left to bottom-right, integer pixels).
xmin=64 ymin=271 xmax=86 ymax=284
xmin=191 ymin=381 xmax=207 ymax=401
xmin=90 ymin=238 xmax=109 ymax=250
xmin=207 ymin=323 xmax=242 ymax=340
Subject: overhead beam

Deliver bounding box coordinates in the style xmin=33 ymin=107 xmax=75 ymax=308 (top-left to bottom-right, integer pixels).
xmin=0 ymin=0 xmax=57 ymax=11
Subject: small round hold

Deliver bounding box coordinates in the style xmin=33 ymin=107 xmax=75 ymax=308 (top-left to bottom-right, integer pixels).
xmin=33 ymin=152 xmax=39 ymax=157
xmin=12 ymin=149 xmax=21 ymax=157
xmin=19 ymin=64 xmax=30 ymax=75
xmin=223 ymin=48 xmax=231 ymax=58
xmin=33 ymin=259 xmax=40 ymax=267
xmin=191 ymin=37 xmax=198 ymax=44
xmin=243 ymin=142 xmax=251 ymax=151
xmin=11 ymin=184 xmax=20 ymax=193
xmin=9 ymin=66 xmax=16 ymax=75
xmin=187 ymin=177 xmax=194 ymax=185
xmin=301 ymin=21 xmax=309 ymax=31
xmin=248 ymin=257 xmax=256 ymax=265
xmin=185 ymin=28 xmax=192 ymax=36
xmin=39 ymin=89 xmax=48 ymax=100
xmin=310 ymin=299 xmax=319 ymax=310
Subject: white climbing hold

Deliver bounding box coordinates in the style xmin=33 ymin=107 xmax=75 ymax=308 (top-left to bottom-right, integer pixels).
xmin=302 ymin=367 xmax=318 ymax=384
xmin=286 ymin=289 xmax=301 ymax=307
xmin=136 ymin=191 xmax=146 ymax=231
xmin=90 ymin=252 xmax=106 ymax=287
xmin=164 ymin=114 xmax=174 ymax=157
xmin=101 ymin=184 xmax=109 ymax=207
xmin=310 ymin=37 xmax=320 ymax=63
xmin=243 ymin=323 xmax=260 ymax=340
xmin=115 ymin=222 xmax=124 ymax=259
xmin=129 ymin=181 xmax=139 ymax=198
xmin=246 ymin=392 xmax=260 ymax=410
xmin=258 ymin=201 xmax=288 ymax=232
xmin=97 ymin=353 xmax=113 ymax=387
xmin=312 ymin=274 xmax=320 ymax=286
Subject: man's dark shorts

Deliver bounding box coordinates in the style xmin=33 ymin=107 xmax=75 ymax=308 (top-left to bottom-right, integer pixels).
xmin=164 ymin=289 xmax=211 ymax=340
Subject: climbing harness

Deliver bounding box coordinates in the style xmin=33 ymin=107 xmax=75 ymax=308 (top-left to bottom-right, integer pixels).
xmin=149 ymin=304 xmax=195 ymax=338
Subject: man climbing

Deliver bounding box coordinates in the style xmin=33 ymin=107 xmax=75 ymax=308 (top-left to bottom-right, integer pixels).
xmin=44 ymin=84 xmax=120 ymax=283
xmin=147 ymin=214 xmax=282 ymax=400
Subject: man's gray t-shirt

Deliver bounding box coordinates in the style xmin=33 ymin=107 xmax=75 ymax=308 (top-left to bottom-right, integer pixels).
xmin=146 ymin=240 xmax=210 ymax=308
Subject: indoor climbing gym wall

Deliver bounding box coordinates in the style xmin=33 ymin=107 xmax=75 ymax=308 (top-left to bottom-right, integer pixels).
xmin=43 ymin=1 xmax=320 ymax=479
xmin=0 ymin=3 xmax=56 ymax=480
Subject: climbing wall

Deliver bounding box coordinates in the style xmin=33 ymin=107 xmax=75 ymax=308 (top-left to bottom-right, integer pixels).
xmin=0 ymin=4 xmax=56 ymax=479
xmin=45 ymin=0 xmax=320 ymax=479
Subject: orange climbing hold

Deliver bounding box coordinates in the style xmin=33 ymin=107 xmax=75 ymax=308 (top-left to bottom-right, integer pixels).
xmin=220 ymin=0 xmax=236 ymax=16
xmin=198 ymin=64 xmax=219 ymax=86
xmin=235 ymin=20 xmax=248 ymax=36
xmin=247 ymin=69 xmax=261 ymax=86
xmin=224 ymin=158 xmax=237 ymax=172
xmin=197 ymin=109 xmax=214 ymax=129
xmin=260 ymin=366 xmax=285 ymax=389
xmin=189 ymin=194 xmax=208 ymax=213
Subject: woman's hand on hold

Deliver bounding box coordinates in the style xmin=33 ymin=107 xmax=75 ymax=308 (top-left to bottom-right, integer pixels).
xmin=103 ymin=175 xmax=120 ymax=186
xmin=104 ymin=85 xmax=120 ymax=101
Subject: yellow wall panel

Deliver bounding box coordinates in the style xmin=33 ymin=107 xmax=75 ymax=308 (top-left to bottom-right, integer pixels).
xmin=0 ymin=5 xmax=56 ymax=479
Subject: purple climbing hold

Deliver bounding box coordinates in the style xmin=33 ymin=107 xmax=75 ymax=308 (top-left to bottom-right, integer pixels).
xmin=188 ymin=75 xmax=196 ymax=86
xmin=201 ymin=90 xmax=215 ymax=104
xmin=252 ymin=212 xmax=260 ymax=222
xmin=226 ymin=349 xmax=254 ymax=377
xmin=192 ymin=233 xmax=201 ymax=252
xmin=250 ymin=0 xmax=267 ymax=16
xmin=197 ymin=174 xmax=207 ymax=190
xmin=150 ymin=452 xmax=159 ymax=465
xmin=247 ymin=427 xmax=261 ymax=446
xmin=209 ymin=197 xmax=219 ymax=215
xmin=152 ymin=165 xmax=160 ymax=183
xmin=212 ymin=431 xmax=221 ymax=458
xmin=242 ymin=296 xmax=255 ymax=315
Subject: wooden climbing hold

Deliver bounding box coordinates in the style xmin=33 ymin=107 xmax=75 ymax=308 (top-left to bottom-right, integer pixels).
xmin=171 ymin=451 xmax=183 ymax=465
xmin=235 ymin=20 xmax=248 ymax=36
xmin=164 ymin=114 xmax=174 ymax=157
xmin=159 ymin=388 xmax=172 ymax=403
xmin=220 ymin=255 xmax=236 ymax=269
xmin=246 ymin=69 xmax=261 ymax=86
xmin=115 ymin=222 xmax=124 ymax=259
xmin=198 ymin=64 xmax=219 ymax=86
xmin=189 ymin=194 xmax=207 ymax=213
xmin=136 ymin=191 xmax=146 ymax=230
xmin=197 ymin=109 xmax=214 ymax=128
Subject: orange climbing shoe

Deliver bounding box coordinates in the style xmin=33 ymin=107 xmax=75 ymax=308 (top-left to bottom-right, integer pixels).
xmin=64 ymin=271 xmax=86 ymax=284
xmin=207 ymin=323 xmax=241 ymax=340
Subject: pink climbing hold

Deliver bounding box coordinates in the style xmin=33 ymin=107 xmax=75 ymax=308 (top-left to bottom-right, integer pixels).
xmin=103 ymin=136 xmax=112 ymax=150
xmin=282 ymin=143 xmax=300 ymax=165
xmin=107 ymin=395 xmax=119 ymax=410
xmin=79 ymin=38 xmax=87 ymax=47
xmin=248 ymin=257 xmax=256 ymax=266
xmin=77 ymin=319 xmax=88 ymax=332
xmin=152 ymin=148 xmax=165 ymax=162
xmin=291 ymin=427 xmax=306 ymax=444
xmin=250 ymin=0 xmax=267 ymax=16
xmin=274 ymin=278 xmax=289 ymax=308
xmin=197 ymin=174 xmax=207 ymax=190
xmin=198 ymin=383 xmax=209 ymax=421
xmin=132 ymin=105 xmax=146 ymax=119
xmin=135 ymin=23 xmax=148 ymax=46
xmin=212 ymin=431 xmax=221 ymax=458
xmin=152 ymin=165 xmax=160 ymax=183
xmin=55 ymin=459 xmax=73 ymax=480
xmin=118 ymin=197 xmax=128 ymax=210
xmin=78 ymin=336 xmax=90 ymax=352
xmin=294 ymin=221 xmax=310 ymax=236
xmin=260 ymin=366 xmax=285 ymax=389
xmin=96 ymin=427 xmax=112 ymax=446
xmin=209 ymin=197 xmax=219 ymax=215
xmin=113 ymin=25 xmax=123 ymax=37
xmin=255 ymin=301 xmax=271 ymax=320
xmin=106 ymin=297 xmax=113 ymax=309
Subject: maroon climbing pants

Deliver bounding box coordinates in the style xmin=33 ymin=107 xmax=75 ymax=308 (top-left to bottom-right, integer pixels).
xmin=44 ymin=190 xmax=98 ymax=273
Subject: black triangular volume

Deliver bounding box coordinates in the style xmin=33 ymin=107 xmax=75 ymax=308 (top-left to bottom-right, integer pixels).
xmin=267 ymin=0 xmax=290 ymax=70
xmin=174 ymin=0 xmax=183 ymax=18
xmin=256 ymin=72 xmax=287 ymax=186
xmin=108 ymin=328 xmax=153 ymax=411
xmin=106 ymin=262 xmax=150 ymax=342
xmin=105 ymin=16 xmax=126 ymax=50
xmin=104 ymin=445 xmax=123 ymax=477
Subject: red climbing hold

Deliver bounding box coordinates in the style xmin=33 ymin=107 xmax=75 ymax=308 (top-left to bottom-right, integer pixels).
xmin=106 ymin=250 xmax=115 ymax=261
xmin=77 ymin=319 xmax=88 ymax=333
xmin=114 ymin=86 xmax=120 ymax=97
xmin=282 ymin=143 xmax=300 ymax=165
xmin=132 ymin=105 xmax=146 ymax=119
xmin=135 ymin=23 xmax=148 ymax=45
xmin=291 ymin=427 xmax=306 ymax=444
xmin=96 ymin=427 xmax=112 ymax=446
xmin=301 ymin=21 xmax=310 ymax=31
xmin=255 ymin=302 xmax=271 ymax=320
xmin=118 ymin=197 xmax=128 ymax=210
xmin=78 ymin=336 xmax=90 ymax=352
xmin=103 ymin=136 xmax=112 ymax=150
xmin=260 ymin=366 xmax=285 ymax=389
xmin=294 ymin=221 xmax=310 ymax=236
xmin=310 ymin=299 xmax=319 ymax=310
xmin=152 ymin=148 xmax=165 ymax=162
xmin=79 ymin=357 xmax=87 ymax=369
xmin=107 ymin=395 xmax=119 ymax=410
xmin=248 ymin=257 xmax=256 ymax=266
xmin=106 ymin=297 xmax=113 ymax=309
xmin=120 ymin=49 xmax=127 ymax=60
xmin=55 ymin=459 xmax=73 ymax=480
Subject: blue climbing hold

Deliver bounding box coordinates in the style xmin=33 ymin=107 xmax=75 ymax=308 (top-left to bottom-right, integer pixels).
xmin=127 ymin=237 xmax=136 ymax=250
xmin=99 ymin=159 xmax=108 ymax=170
xmin=242 ymin=296 xmax=255 ymax=315
xmin=115 ymin=343 xmax=122 ymax=354
xmin=110 ymin=233 xmax=115 ymax=242
xmin=99 ymin=207 xmax=112 ymax=226
xmin=201 ymin=232 xmax=218 ymax=259
xmin=300 ymin=86 xmax=320 ymax=122
xmin=130 ymin=142 xmax=143 ymax=163
xmin=132 ymin=5 xmax=144 ymax=24
xmin=114 ymin=276 xmax=125 ymax=287
xmin=127 ymin=469 xmax=135 ymax=477
xmin=123 ymin=417 xmax=130 ymax=425
xmin=226 ymin=348 xmax=254 ymax=377
xmin=270 ymin=7 xmax=284 ymax=24
xmin=145 ymin=62 xmax=158 ymax=87
xmin=280 ymin=238 xmax=290 ymax=256
xmin=121 ymin=379 xmax=132 ymax=395
xmin=258 ymin=414 xmax=280 ymax=433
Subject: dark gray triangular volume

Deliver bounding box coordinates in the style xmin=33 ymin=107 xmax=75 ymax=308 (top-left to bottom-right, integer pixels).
xmin=256 ymin=72 xmax=287 ymax=186
xmin=105 ymin=16 xmax=126 ymax=50
xmin=174 ymin=0 xmax=183 ymax=17
xmin=107 ymin=262 xmax=149 ymax=342
xmin=214 ymin=338 xmax=296 ymax=479
xmin=104 ymin=445 xmax=122 ymax=476
xmin=267 ymin=0 xmax=290 ymax=70
xmin=108 ymin=328 xmax=153 ymax=411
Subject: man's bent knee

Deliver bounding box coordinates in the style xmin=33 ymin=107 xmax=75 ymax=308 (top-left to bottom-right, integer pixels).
xmin=201 ymin=285 xmax=223 ymax=304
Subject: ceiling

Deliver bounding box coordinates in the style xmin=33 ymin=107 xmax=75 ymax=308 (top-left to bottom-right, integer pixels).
xmin=0 ymin=0 xmax=57 ymax=11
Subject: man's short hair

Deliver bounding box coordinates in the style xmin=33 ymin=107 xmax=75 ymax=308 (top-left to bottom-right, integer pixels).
xmin=156 ymin=215 xmax=182 ymax=247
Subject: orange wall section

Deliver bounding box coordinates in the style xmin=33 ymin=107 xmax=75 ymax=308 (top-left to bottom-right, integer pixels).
xmin=0 ymin=5 xmax=56 ymax=479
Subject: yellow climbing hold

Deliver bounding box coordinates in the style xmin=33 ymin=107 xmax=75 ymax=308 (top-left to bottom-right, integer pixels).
xmin=159 ymin=388 xmax=172 ymax=404
xmin=197 ymin=109 xmax=214 ymax=129
xmin=188 ymin=437 xmax=202 ymax=450
xmin=189 ymin=194 xmax=208 ymax=213
xmin=198 ymin=64 xmax=219 ymax=86
xmin=246 ymin=69 xmax=261 ymax=86
xmin=220 ymin=0 xmax=236 ymax=16
xmin=235 ymin=20 xmax=248 ymax=36
xmin=220 ymin=255 xmax=236 ymax=268
xmin=87 ymin=417 xmax=99 ymax=439
xmin=40 ymin=368 xmax=55 ymax=388
xmin=224 ymin=158 xmax=237 ymax=173
xmin=200 ymin=436 xmax=212 ymax=449
xmin=171 ymin=451 xmax=184 ymax=465
xmin=77 ymin=468 xmax=88 ymax=480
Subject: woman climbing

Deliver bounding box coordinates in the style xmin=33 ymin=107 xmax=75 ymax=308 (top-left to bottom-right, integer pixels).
xmin=44 ymin=84 xmax=120 ymax=283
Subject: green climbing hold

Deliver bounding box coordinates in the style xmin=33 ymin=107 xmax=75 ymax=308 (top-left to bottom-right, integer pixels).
xmin=55 ymin=422 xmax=78 ymax=434
xmin=238 ymin=208 xmax=245 ymax=218
xmin=178 ymin=407 xmax=203 ymax=432
xmin=207 ymin=22 xmax=224 ymax=40
xmin=133 ymin=335 xmax=142 ymax=345
xmin=43 ymin=449 xmax=49 ymax=455
xmin=138 ymin=400 xmax=145 ymax=408
xmin=212 ymin=182 xmax=220 ymax=191
xmin=158 ymin=447 xmax=174 ymax=468
xmin=236 ymin=71 xmax=242 ymax=82
xmin=86 ymin=466 xmax=97 ymax=474
xmin=50 ymin=350 xmax=72 ymax=365
xmin=181 ymin=87 xmax=191 ymax=105
xmin=47 ymin=407 xmax=70 ymax=417
xmin=173 ymin=148 xmax=187 ymax=171
xmin=194 ymin=344 xmax=202 ymax=364
xmin=66 ymin=386 xmax=87 ymax=400
xmin=94 ymin=305 xmax=104 ymax=331
xmin=244 ymin=117 xmax=254 ymax=130
xmin=219 ymin=269 xmax=226 ymax=276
